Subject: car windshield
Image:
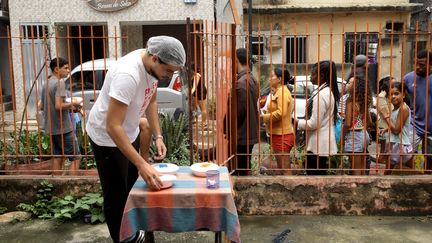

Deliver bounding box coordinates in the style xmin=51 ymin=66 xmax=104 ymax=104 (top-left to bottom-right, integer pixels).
xmin=260 ymin=81 xmax=315 ymax=98
xmin=289 ymin=81 xmax=315 ymax=98
xmin=158 ymin=75 xmax=173 ymax=87
xmin=65 ymin=70 xmax=106 ymax=92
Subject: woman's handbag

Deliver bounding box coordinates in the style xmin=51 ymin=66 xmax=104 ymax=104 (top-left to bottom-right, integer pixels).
xmin=335 ymin=116 xmax=343 ymax=144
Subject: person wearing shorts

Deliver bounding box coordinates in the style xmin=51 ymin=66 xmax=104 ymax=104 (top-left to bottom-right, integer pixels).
xmin=40 ymin=57 xmax=82 ymax=175
xmin=343 ymin=78 xmax=372 ymax=175
xmin=261 ymin=67 xmax=294 ymax=175
xmin=51 ymin=132 xmax=81 ymax=162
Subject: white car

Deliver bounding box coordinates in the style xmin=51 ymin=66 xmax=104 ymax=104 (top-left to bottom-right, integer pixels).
xmin=291 ymin=76 xmax=346 ymax=118
xmin=65 ymin=58 xmax=186 ymax=115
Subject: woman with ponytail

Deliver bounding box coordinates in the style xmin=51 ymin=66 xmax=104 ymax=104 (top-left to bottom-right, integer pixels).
xmin=296 ymin=60 xmax=340 ymax=175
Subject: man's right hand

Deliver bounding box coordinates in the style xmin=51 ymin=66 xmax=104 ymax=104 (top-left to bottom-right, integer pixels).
xmin=138 ymin=162 xmax=163 ymax=190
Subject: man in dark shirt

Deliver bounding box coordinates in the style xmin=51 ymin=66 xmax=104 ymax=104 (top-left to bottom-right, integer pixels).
xmin=224 ymin=48 xmax=259 ymax=175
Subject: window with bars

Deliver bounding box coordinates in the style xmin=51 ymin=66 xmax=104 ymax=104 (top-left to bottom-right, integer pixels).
xmin=20 ymin=23 xmax=49 ymax=118
xmin=344 ymin=32 xmax=379 ymax=63
xmin=21 ymin=25 xmax=49 ymax=39
xmin=251 ymin=36 xmax=265 ymax=57
xmin=285 ymin=36 xmax=307 ymax=64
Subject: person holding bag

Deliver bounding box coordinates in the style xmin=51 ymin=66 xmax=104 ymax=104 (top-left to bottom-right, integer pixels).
xmin=296 ymin=60 xmax=340 ymax=175
xmin=261 ymin=67 xmax=295 ymax=175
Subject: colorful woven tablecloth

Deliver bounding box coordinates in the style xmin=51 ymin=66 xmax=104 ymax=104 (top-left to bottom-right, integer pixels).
xmin=120 ymin=166 xmax=241 ymax=242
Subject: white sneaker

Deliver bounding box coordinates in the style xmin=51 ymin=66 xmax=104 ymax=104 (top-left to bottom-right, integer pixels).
xmin=135 ymin=230 xmax=145 ymax=243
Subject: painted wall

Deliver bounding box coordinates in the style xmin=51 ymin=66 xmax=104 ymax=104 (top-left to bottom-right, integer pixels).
xmin=244 ymin=12 xmax=413 ymax=81
xmin=250 ymin=0 xmax=410 ymax=6
xmin=1 ymin=176 xmax=431 ymax=216
xmin=234 ymin=176 xmax=432 ymax=215
xmin=7 ymin=0 xmax=223 ymax=117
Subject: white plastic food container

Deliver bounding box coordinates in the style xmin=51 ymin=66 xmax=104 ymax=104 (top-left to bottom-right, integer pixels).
xmin=152 ymin=163 xmax=179 ymax=175
xmin=190 ymin=162 xmax=219 ymax=177
xmin=159 ymin=174 xmax=176 ymax=189
xmin=65 ymin=97 xmax=83 ymax=104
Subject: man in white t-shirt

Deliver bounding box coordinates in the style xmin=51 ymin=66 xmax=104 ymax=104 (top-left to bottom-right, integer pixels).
xmin=86 ymin=36 xmax=185 ymax=243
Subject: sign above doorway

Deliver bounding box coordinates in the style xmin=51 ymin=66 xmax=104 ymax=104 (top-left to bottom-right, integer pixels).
xmin=87 ymin=0 xmax=138 ymax=12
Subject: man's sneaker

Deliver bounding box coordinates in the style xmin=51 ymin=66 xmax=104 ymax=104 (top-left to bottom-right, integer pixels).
xmin=135 ymin=230 xmax=145 ymax=243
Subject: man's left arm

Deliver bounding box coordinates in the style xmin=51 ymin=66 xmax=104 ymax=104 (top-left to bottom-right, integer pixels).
xmin=236 ymin=86 xmax=247 ymax=124
xmin=145 ymin=92 xmax=166 ymax=159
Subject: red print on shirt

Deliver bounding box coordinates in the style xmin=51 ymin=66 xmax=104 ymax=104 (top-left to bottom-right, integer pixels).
xmin=140 ymin=84 xmax=156 ymax=114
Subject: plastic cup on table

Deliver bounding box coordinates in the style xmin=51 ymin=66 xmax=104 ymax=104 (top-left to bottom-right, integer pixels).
xmin=206 ymin=170 xmax=220 ymax=189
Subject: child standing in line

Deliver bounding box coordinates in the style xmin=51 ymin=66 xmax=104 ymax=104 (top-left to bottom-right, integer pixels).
xmin=376 ymin=76 xmax=394 ymax=164
xmin=382 ymin=82 xmax=413 ymax=173
xmin=342 ymin=77 xmax=372 ymax=175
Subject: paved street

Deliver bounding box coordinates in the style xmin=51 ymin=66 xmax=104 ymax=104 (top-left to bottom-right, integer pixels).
xmin=1 ymin=215 xmax=431 ymax=243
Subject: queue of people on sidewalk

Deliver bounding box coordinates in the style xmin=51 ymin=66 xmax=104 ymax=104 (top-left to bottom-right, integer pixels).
xmin=41 ymin=45 xmax=432 ymax=179
xmin=245 ymin=50 xmax=432 ymax=176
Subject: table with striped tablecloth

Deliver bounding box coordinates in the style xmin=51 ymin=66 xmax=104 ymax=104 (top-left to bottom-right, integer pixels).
xmin=120 ymin=166 xmax=241 ymax=242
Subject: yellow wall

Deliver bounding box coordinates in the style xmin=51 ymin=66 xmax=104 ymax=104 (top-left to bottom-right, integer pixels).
xmin=250 ymin=0 xmax=406 ymax=5
xmin=246 ymin=12 xmax=413 ymax=79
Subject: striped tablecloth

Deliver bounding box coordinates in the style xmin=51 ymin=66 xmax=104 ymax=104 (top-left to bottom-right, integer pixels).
xmin=120 ymin=166 xmax=241 ymax=242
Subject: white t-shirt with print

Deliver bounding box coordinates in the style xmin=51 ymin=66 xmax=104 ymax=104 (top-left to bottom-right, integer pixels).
xmin=86 ymin=49 xmax=157 ymax=147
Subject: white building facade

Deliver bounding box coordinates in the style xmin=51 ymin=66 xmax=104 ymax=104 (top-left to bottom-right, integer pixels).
xmin=6 ymin=0 xmax=242 ymax=117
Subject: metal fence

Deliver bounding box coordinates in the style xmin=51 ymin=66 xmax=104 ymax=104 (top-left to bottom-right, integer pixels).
xmin=0 ymin=25 xmax=117 ymax=175
xmin=1 ymin=19 xmax=432 ymax=176
xmin=189 ymin=20 xmax=432 ymax=176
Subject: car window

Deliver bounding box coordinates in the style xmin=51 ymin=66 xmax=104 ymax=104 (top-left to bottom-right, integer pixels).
xmin=306 ymin=84 xmax=315 ymax=96
xmin=158 ymin=78 xmax=171 ymax=88
xmin=292 ymin=82 xmax=315 ymax=98
xmin=66 ymin=70 xmax=107 ymax=92
xmin=293 ymin=84 xmax=306 ymax=96
xmin=260 ymin=85 xmax=270 ymax=96
xmin=158 ymin=70 xmax=182 ymax=88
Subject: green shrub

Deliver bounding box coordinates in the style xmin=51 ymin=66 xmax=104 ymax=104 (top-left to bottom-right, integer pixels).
xmin=0 ymin=130 xmax=51 ymax=165
xmin=17 ymin=180 xmax=104 ymax=223
xmin=0 ymin=206 xmax=7 ymax=214
xmin=75 ymin=121 xmax=97 ymax=170
xmin=328 ymin=144 xmax=351 ymax=175
xmin=151 ymin=113 xmax=190 ymax=166
xmin=250 ymin=143 xmax=273 ymax=175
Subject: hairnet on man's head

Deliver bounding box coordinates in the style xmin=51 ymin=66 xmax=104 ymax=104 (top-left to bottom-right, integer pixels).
xmin=147 ymin=36 xmax=186 ymax=66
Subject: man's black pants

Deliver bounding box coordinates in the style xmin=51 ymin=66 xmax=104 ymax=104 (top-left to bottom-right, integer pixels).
xmin=90 ymin=137 xmax=140 ymax=243
xmin=306 ymin=152 xmax=328 ymax=175
xmin=235 ymin=144 xmax=254 ymax=176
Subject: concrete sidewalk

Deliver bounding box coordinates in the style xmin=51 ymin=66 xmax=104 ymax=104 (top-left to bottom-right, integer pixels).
xmin=1 ymin=215 xmax=431 ymax=243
